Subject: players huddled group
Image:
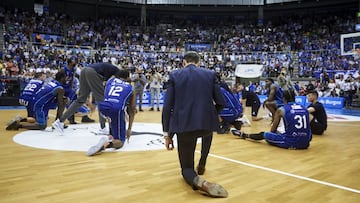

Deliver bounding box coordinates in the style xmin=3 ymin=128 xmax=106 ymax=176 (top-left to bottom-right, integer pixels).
xmin=6 ymin=55 xmax=327 ymax=154
xmin=4 ymin=51 xmax=330 ymax=199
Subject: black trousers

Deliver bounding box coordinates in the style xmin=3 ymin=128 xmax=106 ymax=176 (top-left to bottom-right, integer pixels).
xmin=176 ymin=130 xmax=213 ymax=187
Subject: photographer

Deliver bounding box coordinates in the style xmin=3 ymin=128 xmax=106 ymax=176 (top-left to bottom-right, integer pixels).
xmin=131 ymin=68 xmax=147 ymax=112
xmin=149 ymin=68 xmax=162 ymax=111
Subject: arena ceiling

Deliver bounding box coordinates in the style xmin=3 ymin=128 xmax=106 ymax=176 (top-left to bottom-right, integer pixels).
xmin=111 ymin=0 xmax=297 ymax=6
xmin=55 ymin=0 xmax=358 ymax=6
xmin=2 ymin=0 xmax=358 ymax=19
xmin=110 ymin=0 xmax=357 ymax=6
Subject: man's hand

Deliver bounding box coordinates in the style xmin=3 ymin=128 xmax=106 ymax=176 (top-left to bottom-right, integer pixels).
xmin=163 ymin=132 xmax=174 ymax=150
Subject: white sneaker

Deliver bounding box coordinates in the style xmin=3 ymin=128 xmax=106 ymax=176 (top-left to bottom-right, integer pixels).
xmin=87 ymin=137 xmax=108 ymax=156
xmin=52 ymin=119 xmax=64 ymax=135
xmin=15 ymin=115 xmax=24 ymax=121
xmin=237 ymin=116 xmax=251 ymax=127
xmin=7 ymin=115 xmax=24 ymax=125
xmin=262 ymin=113 xmax=272 ymax=120
xmin=98 ymin=127 xmax=109 ymax=135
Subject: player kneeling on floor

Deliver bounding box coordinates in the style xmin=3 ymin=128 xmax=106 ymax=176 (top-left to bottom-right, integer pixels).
xmin=87 ymin=69 xmax=136 ymax=156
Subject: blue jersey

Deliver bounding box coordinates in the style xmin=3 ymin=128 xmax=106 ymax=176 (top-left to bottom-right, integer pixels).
xmin=33 ymin=80 xmax=63 ymax=126
xmin=62 ymin=65 xmax=75 ymax=91
xmin=219 ymin=87 xmax=243 ymax=121
xmin=19 ymin=79 xmax=44 ymax=106
xmin=268 ymin=83 xmax=283 ymax=105
xmin=34 ymin=80 xmax=63 ymax=108
xmin=103 ymin=77 xmax=133 ymax=110
xmin=99 ymin=77 xmax=133 ymax=142
xmin=282 ymin=102 xmax=311 ymax=138
xmin=265 ymin=102 xmax=312 ymax=149
xmin=73 ymin=77 xmax=80 ymax=92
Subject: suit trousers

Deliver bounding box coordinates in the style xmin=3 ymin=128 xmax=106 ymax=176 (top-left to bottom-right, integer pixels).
xmin=176 ymin=130 xmax=213 ymax=187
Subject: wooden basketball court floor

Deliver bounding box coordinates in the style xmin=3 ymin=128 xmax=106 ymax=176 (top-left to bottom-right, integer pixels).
xmin=0 ymin=107 xmax=359 ymax=203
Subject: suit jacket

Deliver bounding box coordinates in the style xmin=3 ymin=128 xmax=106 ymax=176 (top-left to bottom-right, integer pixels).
xmin=162 ymin=64 xmax=225 ymax=134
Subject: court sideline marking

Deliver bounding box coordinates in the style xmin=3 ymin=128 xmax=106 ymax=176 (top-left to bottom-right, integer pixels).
xmin=197 ymin=151 xmax=360 ymax=194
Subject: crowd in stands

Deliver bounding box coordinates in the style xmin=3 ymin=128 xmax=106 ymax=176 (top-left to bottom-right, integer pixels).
xmin=0 ymin=7 xmax=359 ymax=106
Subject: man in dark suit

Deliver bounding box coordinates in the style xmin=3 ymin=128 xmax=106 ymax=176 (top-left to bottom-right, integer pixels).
xmin=162 ymin=51 xmax=228 ymax=198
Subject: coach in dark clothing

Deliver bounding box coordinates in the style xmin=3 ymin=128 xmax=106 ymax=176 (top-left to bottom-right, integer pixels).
xmin=53 ymin=62 xmax=120 ymax=133
xmin=306 ymin=90 xmax=327 ymax=135
xmin=162 ymin=51 xmax=228 ymax=198
xmin=238 ymin=83 xmax=263 ymax=121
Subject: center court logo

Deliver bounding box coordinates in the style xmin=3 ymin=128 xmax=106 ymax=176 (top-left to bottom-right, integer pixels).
xmin=13 ymin=122 xmax=179 ymax=153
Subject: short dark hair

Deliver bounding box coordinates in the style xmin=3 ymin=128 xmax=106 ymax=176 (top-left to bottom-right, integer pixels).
xmin=184 ymin=51 xmax=200 ymax=64
xmin=283 ymin=89 xmax=296 ymax=102
xmin=266 ymin=78 xmax=274 ymax=83
xmin=67 ymin=58 xmax=75 ymax=65
xmin=34 ymin=72 xmax=44 ymax=78
xmin=307 ymin=90 xmax=318 ymax=97
xmin=55 ymin=71 xmax=66 ymax=81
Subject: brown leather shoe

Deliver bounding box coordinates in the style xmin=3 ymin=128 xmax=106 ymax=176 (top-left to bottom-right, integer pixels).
xmin=197 ymin=165 xmax=206 ymax=175
xmin=6 ymin=120 xmax=21 ymax=130
xmin=193 ymin=176 xmax=228 ymax=198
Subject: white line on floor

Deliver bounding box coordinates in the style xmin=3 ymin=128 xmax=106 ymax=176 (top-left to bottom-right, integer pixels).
xmin=200 ymin=152 xmax=360 ymax=194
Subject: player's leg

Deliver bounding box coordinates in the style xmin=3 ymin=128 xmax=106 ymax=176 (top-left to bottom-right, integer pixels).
xmin=251 ymin=100 xmax=263 ymax=121
xmin=264 ymin=101 xmax=277 ymax=122
xmin=110 ymin=110 xmax=126 ymax=148
xmin=263 ymin=132 xmax=290 ymax=148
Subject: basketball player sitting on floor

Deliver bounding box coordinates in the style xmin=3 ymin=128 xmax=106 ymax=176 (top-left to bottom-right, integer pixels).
xmin=232 ymin=89 xmax=312 ymax=149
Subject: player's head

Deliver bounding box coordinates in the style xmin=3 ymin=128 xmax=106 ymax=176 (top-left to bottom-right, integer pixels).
xmin=34 ymin=72 xmax=46 ymax=81
xmin=265 ymin=78 xmax=274 ymax=88
xmin=183 ymin=51 xmax=200 ymax=66
xmin=306 ymin=90 xmax=318 ymax=103
xmin=283 ymin=89 xmax=296 ymax=103
xmin=235 ymin=83 xmax=245 ymax=92
xmin=55 ymin=71 xmax=66 ymax=84
xmin=116 ymin=69 xmax=130 ymax=81
xmin=67 ymin=58 xmax=76 ymax=67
